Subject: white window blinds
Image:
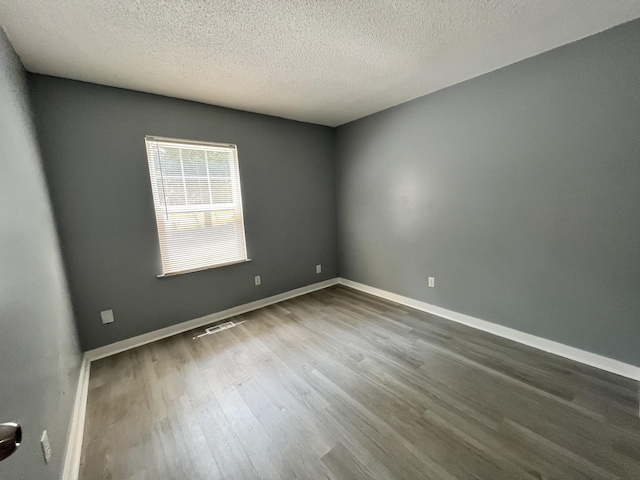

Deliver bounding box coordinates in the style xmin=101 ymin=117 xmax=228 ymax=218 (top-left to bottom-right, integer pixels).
xmin=144 ymin=136 xmax=248 ymax=276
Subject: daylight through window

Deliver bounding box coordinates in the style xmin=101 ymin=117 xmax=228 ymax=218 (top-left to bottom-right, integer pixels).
xmin=145 ymin=136 xmax=248 ymax=276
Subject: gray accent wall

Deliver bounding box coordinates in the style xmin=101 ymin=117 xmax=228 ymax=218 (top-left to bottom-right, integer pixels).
xmin=0 ymin=31 xmax=81 ymax=479
xmin=29 ymin=76 xmax=338 ymax=351
xmin=336 ymin=19 xmax=640 ymax=366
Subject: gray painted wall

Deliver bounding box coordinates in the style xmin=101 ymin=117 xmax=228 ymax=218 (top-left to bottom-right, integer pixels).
xmin=336 ymin=19 xmax=640 ymax=366
xmin=29 ymin=76 xmax=338 ymax=351
xmin=0 ymin=31 xmax=81 ymax=479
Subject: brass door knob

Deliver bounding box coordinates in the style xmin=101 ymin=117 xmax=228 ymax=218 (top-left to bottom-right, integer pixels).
xmin=0 ymin=423 xmax=22 ymax=462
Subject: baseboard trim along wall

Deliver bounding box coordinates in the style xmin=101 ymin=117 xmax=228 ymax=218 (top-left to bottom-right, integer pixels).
xmin=61 ymin=355 xmax=90 ymax=480
xmin=338 ymin=277 xmax=640 ymax=381
xmin=64 ymin=278 xmax=339 ymax=479
xmin=85 ymin=278 xmax=339 ymax=362
xmin=65 ymin=275 xmax=639 ymax=478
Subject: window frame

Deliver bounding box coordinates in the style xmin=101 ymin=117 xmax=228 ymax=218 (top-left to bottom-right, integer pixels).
xmin=144 ymin=135 xmax=250 ymax=277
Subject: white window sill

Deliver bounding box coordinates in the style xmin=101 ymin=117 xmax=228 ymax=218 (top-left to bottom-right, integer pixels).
xmin=157 ymin=258 xmax=252 ymax=278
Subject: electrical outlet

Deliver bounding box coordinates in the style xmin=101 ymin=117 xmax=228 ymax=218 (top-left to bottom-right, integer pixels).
xmin=316 ymin=264 xmax=322 ymax=274
xmin=100 ymin=309 xmax=115 ymax=324
xmin=428 ymin=277 xmax=435 ymax=288
xmin=254 ymin=275 xmax=261 ymax=286
xmin=41 ymin=430 xmax=51 ymax=464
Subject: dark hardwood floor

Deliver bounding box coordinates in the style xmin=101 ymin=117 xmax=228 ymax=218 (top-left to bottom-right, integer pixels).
xmin=80 ymin=286 xmax=640 ymax=479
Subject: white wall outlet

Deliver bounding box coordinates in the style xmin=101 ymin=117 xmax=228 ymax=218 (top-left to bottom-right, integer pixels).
xmin=428 ymin=277 xmax=435 ymax=288
xmin=41 ymin=430 xmax=51 ymax=464
xmin=316 ymin=264 xmax=322 ymax=274
xmin=254 ymin=275 xmax=261 ymax=286
xmin=100 ymin=309 xmax=115 ymax=324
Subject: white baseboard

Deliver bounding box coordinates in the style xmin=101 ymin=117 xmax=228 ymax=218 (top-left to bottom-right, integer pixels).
xmin=85 ymin=278 xmax=339 ymax=362
xmin=64 ymin=274 xmax=637 ymax=479
xmin=61 ymin=354 xmax=91 ymax=480
xmin=64 ymin=278 xmax=339 ymax=478
xmin=339 ymin=278 xmax=640 ymax=381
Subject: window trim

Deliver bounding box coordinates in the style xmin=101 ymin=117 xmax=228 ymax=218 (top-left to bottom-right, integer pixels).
xmin=145 ymin=135 xmax=250 ymax=277
xmin=156 ymin=258 xmax=252 ymax=278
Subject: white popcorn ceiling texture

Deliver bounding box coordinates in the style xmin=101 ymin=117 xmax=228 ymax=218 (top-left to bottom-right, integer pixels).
xmin=1 ymin=1 xmax=639 ymax=126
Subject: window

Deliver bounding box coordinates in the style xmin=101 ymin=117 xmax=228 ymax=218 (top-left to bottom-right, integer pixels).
xmin=144 ymin=136 xmax=248 ymax=276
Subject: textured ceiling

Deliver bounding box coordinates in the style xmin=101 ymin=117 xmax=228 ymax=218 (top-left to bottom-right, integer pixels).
xmin=1 ymin=1 xmax=640 ymax=127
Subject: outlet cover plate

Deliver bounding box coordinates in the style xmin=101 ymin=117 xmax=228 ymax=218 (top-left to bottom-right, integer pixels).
xmin=41 ymin=430 xmax=51 ymax=464
xmin=100 ymin=309 xmax=115 ymax=324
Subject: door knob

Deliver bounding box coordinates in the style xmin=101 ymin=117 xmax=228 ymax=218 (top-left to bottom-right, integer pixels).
xmin=0 ymin=422 xmax=22 ymax=462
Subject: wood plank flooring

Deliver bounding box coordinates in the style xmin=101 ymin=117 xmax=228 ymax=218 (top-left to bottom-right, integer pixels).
xmin=79 ymin=286 xmax=640 ymax=479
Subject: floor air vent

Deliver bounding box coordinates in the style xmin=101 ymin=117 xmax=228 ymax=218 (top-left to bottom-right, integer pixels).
xmin=194 ymin=320 xmax=245 ymax=339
